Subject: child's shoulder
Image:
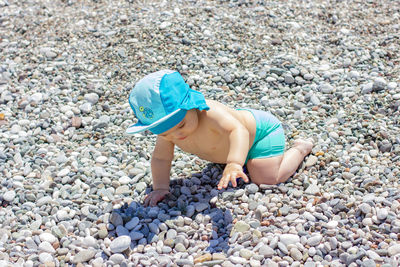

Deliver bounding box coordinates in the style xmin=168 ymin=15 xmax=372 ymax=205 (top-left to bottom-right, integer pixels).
xmin=205 ymin=99 xmax=232 ymax=111
xmin=203 ymin=99 xmax=239 ymax=122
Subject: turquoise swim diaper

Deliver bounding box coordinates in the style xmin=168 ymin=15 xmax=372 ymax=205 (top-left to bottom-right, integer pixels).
xmin=240 ymin=108 xmax=285 ymax=164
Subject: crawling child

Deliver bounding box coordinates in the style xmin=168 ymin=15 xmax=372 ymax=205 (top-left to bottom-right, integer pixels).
xmin=126 ymin=70 xmax=313 ymax=206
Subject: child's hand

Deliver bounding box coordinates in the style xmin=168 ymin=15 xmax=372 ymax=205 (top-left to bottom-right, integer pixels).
xmin=218 ymin=163 xmax=249 ymax=190
xmin=143 ymin=189 xmax=170 ymax=207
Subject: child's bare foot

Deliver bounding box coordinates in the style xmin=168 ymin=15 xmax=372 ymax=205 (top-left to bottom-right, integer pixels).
xmin=292 ymin=138 xmax=314 ymax=156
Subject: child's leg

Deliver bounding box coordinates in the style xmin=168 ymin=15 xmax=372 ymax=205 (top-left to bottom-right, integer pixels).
xmin=246 ymin=139 xmax=313 ymax=185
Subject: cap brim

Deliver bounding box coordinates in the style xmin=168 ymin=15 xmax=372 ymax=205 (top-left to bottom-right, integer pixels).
xmin=126 ymin=108 xmax=186 ymax=135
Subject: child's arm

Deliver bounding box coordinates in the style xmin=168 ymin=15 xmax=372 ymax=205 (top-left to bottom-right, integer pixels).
xmin=205 ymin=103 xmax=250 ymax=189
xmin=143 ymin=136 xmax=174 ymax=206
xmin=217 ymin=123 xmax=250 ymax=189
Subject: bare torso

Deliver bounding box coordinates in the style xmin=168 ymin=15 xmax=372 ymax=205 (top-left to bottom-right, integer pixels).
xmin=172 ymin=100 xmax=256 ymax=163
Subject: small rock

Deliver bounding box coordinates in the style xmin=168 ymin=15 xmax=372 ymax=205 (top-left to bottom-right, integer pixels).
xmin=84 ymin=93 xmax=99 ymax=104
xmin=129 ymin=231 xmax=144 ymax=241
xmin=195 ymin=202 xmax=209 ymax=212
xmin=388 ymin=244 xmax=400 ymax=256
xmin=39 ymin=241 xmax=56 ymax=254
xmin=307 ymin=234 xmax=323 ymax=246
xmin=72 ymin=249 xmax=96 ymax=263
xmin=305 ymin=155 xmax=318 ymax=167
xmin=39 ymin=233 xmax=57 ymax=244
xmin=57 ymin=168 xmax=70 ymax=177
xmin=279 ymin=234 xmax=300 ymax=246
xmin=359 ymin=203 xmax=372 ymax=214
xmin=305 ymin=184 xmax=320 ymax=195
xmin=320 ymin=83 xmax=334 ymax=94
xmin=373 ymin=77 xmax=387 ymax=91
xmin=110 ymin=212 xmax=123 ymax=227
xmin=135 ymin=182 xmax=147 ymax=193
xmin=110 ymin=236 xmax=131 ymax=253
xmin=80 ymin=103 xmax=92 ymax=113
xmin=239 ymin=248 xmax=254 ymax=259
xmin=71 ymin=117 xmax=82 ymax=128
xmin=3 ymin=190 xmax=16 ymax=202
xmin=361 ymin=82 xmax=373 ymax=94
xmin=246 ymin=183 xmax=259 ymax=194
xmin=233 ymin=221 xmax=250 ymax=233
xmin=39 ymin=253 xmax=53 ymax=264
xmin=96 ymin=156 xmax=108 ymax=164
xmin=109 ymin=254 xmax=125 ymax=264
xmin=290 ymin=247 xmax=303 ymax=261
xmin=377 ymin=208 xmax=388 ymax=220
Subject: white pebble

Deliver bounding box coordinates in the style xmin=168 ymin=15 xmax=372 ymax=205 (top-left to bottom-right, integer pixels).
xmin=39 ymin=241 xmax=56 ymax=254
xmin=57 ymin=168 xmax=70 ymax=177
xmin=3 ymin=190 xmax=16 ymax=202
xmin=39 ymin=252 xmax=53 ymax=263
xmin=39 ymin=233 xmax=57 ymax=244
xmin=96 ymin=156 xmax=108 ymax=164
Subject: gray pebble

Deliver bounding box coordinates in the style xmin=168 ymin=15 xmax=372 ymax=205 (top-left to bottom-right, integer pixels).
xmin=246 ymin=184 xmax=259 ymax=194
xmin=110 ymin=236 xmax=131 ymax=253
xmin=307 ymin=235 xmax=323 ymax=246
xmin=72 ymin=249 xmax=96 ymax=264
xmin=129 ymin=231 xmax=144 ymax=241
xmin=125 ymin=217 xmax=140 ymax=230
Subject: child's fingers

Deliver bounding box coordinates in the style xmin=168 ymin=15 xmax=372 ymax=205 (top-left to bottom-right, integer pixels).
xmin=218 ymin=175 xmax=229 ymax=190
xmin=240 ymin=171 xmax=249 ymax=183
xmin=231 ymin=175 xmax=237 ymax=187
xmin=143 ymin=195 xmax=150 ymax=207
xmin=217 ymin=178 xmax=226 ymax=190
xmin=150 ymin=197 xmax=159 ymax=207
xmin=224 ymin=173 xmax=234 ymax=188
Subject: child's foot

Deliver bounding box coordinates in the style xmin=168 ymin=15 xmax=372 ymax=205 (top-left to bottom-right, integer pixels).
xmin=293 ymin=138 xmax=314 ymax=156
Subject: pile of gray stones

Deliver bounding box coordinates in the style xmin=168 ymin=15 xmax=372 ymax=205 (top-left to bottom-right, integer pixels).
xmin=0 ymin=0 xmax=399 ymax=266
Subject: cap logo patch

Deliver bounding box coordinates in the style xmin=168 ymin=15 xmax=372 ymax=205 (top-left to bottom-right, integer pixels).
xmin=139 ymin=106 xmax=154 ymax=119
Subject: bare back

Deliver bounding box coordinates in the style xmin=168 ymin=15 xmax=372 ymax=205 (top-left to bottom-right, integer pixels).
xmin=172 ymin=100 xmax=256 ymax=163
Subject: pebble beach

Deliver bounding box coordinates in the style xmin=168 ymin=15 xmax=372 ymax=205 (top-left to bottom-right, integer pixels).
xmin=1 ymin=0 xmax=400 ymax=266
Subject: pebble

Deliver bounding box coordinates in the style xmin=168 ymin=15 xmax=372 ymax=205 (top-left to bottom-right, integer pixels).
xmin=388 ymin=244 xmax=400 ymax=256
xmin=2 ymin=190 xmax=16 ymax=202
xmin=259 ymin=245 xmax=275 ymax=257
xmin=305 ymin=155 xmax=318 ymax=167
xmin=72 ymin=249 xmax=96 ymax=264
xmin=38 ymin=241 xmax=56 ymax=254
xmin=229 ymin=256 xmax=247 ymax=264
xmin=305 ymin=184 xmax=320 ymax=195
xmin=377 ymin=208 xmax=388 ymax=220
xmin=307 ymin=235 xmax=323 ymax=246
xmin=129 ymin=231 xmax=144 ymax=241
xmin=233 ymin=221 xmax=250 ymax=233
xmin=95 ymin=156 xmax=108 ymax=164
xmin=239 ymin=248 xmax=254 ymax=259
xmin=195 ymin=202 xmax=209 ymax=212
xmin=290 ymin=247 xmax=303 ymax=261
xmin=125 ymin=217 xmax=139 ymax=230
xmin=38 ymin=253 xmax=53 ymax=264
xmin=39 ymin=233 xmax=57 ymax=244
xmin=320 ymin=83 xmax=334 ymax=94
xmin=109 ymin=236 xmax=131 ymax=253
xmin=83 ymin=236 xmax=97 ymax=248
xmin=246 ymin=183 xmax=259 ymax=194
xmin=359 ymin=203 xmax=372 ymax=214
xmin=84 ymin=93 xmax=99 ymax=104
xmin=280 ymin=234 xmax=300 ymax=246
xmin=373 ymin=77 xmax=387 ymax=91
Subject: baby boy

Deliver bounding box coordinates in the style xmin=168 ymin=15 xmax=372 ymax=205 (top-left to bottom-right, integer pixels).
xmin=126 ymin=70 xmax=313 ymax=206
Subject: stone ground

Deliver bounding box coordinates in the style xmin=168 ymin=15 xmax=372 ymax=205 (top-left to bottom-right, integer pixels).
xmin=0 ymin=0 xmax=400 ymax=266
